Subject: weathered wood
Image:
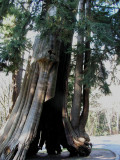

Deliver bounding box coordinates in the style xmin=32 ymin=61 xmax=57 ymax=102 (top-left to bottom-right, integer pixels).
xmin=0 ymin=60 xmax=32 ymax=146
xmin=71 ymin=0 xmax=85 ymax=132
xmin=0 ymin=1 xmax=92 ymax=158
xmin=6 ymin=63 xmax=39 ymax=151
xmin=0 ymin=34 xmax=59 ymax=160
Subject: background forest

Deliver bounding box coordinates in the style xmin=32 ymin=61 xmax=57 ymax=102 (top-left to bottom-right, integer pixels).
xmin=1 ymin=61 xmax=120 ymax=137
xmin=1 ymin=68 xmax=120 ymax=136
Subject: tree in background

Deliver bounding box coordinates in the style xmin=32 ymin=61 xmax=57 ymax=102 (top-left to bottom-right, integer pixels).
xmin=0 ymin=1 xmax=32 ymax=109
xmin=87 ymin=83 xmax=120 ymax=136
xmin=0 ymin=74 xmax=12 ymax=128
xmin=0 ymin=0 xmax=14 ymax=24
xmin=68 ymin=0 xmax=120 ymax=137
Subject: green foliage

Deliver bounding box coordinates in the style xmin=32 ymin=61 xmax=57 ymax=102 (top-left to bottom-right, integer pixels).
xmin=0 ymin=1 xmax=32 ymax=72
xmin=0 ymin=0 xmax=120 ymax=92
xmin=0 ymin=0 xmax=43 ymax=72
xmin=35 ymin=0 xmax=77 ymax=43
xmin=71 ymin=1 xmax=120 ymax=94
xmin=0 ymin=0 xmax=14 ymax=23
xmin=111 ymin=10 xmax=120 ymax=62
xmin=0 ymin=0 xmax=120 ymax=136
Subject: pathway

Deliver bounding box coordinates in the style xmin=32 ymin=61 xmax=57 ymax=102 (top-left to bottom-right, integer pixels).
xmin=91 ymin=134 xmax=120 ymax=160
xmin=27 ymin=134 xmax=120 ymax=160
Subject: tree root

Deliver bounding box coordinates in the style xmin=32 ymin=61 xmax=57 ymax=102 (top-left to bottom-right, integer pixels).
xmin=68 ymin=138 xmax=92 ymax=157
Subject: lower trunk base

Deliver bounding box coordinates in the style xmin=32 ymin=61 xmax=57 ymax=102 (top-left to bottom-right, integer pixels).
xmin=27 ymin=99 xmax=92 ymax=158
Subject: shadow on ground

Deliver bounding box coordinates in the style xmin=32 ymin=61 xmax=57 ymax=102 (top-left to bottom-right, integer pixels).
xmin=26 ymin=149 xmax=116 ymax=160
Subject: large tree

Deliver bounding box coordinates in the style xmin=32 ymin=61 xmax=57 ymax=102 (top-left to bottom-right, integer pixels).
xmin=0 ymin=0 xmax=120 ymax=159
xmin=0 ymin=0 xmax=32 ymax=109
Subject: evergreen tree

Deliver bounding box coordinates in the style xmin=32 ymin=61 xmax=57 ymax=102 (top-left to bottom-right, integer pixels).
xmin=0 ymin=0 xmax=120 ymax=159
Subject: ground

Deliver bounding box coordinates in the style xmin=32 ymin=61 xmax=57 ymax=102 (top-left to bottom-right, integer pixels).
xmin=27 ymin=134 xmax=120 ymax=160
xmin=27 ymin=149 xmax=116 ymax=160
xmin=91 ymin=134 xmax=120 ymax=160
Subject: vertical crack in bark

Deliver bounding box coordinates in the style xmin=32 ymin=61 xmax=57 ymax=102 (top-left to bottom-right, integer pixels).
xmin=0 ymin=34 xmax=59 ymax=159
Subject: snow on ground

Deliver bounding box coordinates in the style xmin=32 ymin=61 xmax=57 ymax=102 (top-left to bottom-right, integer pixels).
xmin=91 ymin=134 xmax=120 ymax=160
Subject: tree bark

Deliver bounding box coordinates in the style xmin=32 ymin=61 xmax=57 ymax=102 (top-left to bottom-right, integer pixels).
xmin=0 ymin=1 xmax=92 ymax=159
xmin=79 ymin=0 xmax=91 ymax=138
xmin=68 ymin=0 xmax=92 ymax=154
xmin=10 ymin=62 xmax=23 ymax=113
xmin=0 ymin=34 xmax=59 ymax=160
xmin=27 ymin=41 xmax=71 ymax=156
xmin=71 ymin=0 xmax=85 ymax=131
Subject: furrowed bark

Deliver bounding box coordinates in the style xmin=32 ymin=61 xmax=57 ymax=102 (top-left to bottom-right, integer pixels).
xmin=64 ymin=0 xmax=92 ymax=156
xmin=12 ymin=61 xmax=53 ymax=160
xmin=36 ymin=42 xmax=71 ymax=155
xmin=0 ymin=62 xmax=35 ymax=155
xmin=79 ymin=42 xmax=90 ymax=137
xmin=79 ymin=0 xmax=91 ymax=140
xmin=71 ymin=0 xmax=85 ymax=132
xmin=7 ymin=63 xmax=39 ymax=152
xmin=0 ymin=34 xmax=59 ymax=160
xmin=71 ymin=53 xmax=83 ymax=130
xmin=0 ymin=0 xmax=92 ymax=158
xmin=11 ymin=61 xmax=23 ymax=113
xmin=0 ymin=60 xmax=31 ymax=146
xmin=79 ymin=87 xmax=90 ymax=140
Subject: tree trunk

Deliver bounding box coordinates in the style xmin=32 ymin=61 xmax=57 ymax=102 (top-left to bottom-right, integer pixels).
xmin=71 ymin=0 xmax=90 ymax=138
xmin=26 ymin=39 xmax=73 ymax=156
xmin=10 ymin=62 xmax=23 ymax=114
xmin=116 ymin=112 xmax=119 ymax=134
xmin=41 ymin=42 xmax=71 ymax=154
xmin=0 ymin=1 xmax=92 ymax=159
xmin=0 ymin=34 xmax=60 ymax=160
xmin=71 ymin=0 xmax=84 ymax=131
xmin=79 ymin=0 xmax=91 ymax=138
xmin=68 ymin=0 xmax=92 ymax=155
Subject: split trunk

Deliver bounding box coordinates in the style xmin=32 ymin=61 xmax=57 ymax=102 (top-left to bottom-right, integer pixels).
xmin=0 ymin=33 xmax=91 ymax=159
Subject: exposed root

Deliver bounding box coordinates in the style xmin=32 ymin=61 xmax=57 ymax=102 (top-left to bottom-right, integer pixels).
xmin=69 ymin=136 xmax=92 ymax=157
xmin=73 ymin=138 xmax=92 ymax=156
xmin=63 ymin=117 xmax=92 ymax=157
xmin=78 ymin=137 xmax=85 ymax=143
xmin=73 ymin=138 xmax=84 ymax=148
